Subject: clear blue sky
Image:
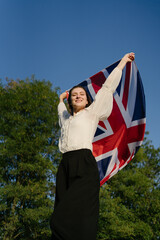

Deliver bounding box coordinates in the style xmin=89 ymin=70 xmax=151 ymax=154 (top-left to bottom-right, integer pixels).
xmin=0 ymin=0 xmax=160 ymax=148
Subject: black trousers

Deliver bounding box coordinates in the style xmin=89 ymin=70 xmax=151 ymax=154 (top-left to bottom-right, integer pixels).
xmin=50 ymin=149 xmax=100 ymax=240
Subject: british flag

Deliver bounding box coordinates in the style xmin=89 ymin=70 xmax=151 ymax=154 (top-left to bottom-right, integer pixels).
xmin=79 ymin=60 xmax=146 ymax=186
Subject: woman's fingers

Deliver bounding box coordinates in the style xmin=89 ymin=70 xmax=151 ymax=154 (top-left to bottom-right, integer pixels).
xmin=128 ymin=52 xmax=135 ymax=61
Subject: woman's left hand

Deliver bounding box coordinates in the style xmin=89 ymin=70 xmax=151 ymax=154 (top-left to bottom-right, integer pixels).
xmin=118 ymin=52 xmax=135 ymax=70
xmin=122 ymin=52 xmax=135 ymax=63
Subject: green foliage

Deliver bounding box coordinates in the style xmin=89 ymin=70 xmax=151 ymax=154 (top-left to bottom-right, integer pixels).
xmin=0 ymin=78 xmax=61 ymax=239
xmin=0 ymin=78 xmax=160 ymax=240
xmin=97 ymin=136 xmax=160 ymax=240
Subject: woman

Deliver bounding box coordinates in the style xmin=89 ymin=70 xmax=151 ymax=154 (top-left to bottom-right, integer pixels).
xmin=50 ymin=53 xmax=135 ymax=240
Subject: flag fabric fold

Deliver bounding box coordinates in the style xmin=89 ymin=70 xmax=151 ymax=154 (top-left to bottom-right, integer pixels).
xmin=79 ymin=60 xmax=146 ymax=186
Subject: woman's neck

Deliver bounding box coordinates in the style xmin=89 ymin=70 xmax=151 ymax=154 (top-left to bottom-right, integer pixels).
xmin=73 ymin=107 xmax=85 ymax=115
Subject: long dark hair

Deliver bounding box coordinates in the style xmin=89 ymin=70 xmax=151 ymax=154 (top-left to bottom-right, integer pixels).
xmin=68 ymin=85 xmax=92 ymax=115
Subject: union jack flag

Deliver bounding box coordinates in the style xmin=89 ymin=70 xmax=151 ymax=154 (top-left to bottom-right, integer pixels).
xmin=79 ymin=60 xmax=146 ymax=186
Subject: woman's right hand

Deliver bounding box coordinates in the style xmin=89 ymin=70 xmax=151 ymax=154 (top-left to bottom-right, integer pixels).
xmin=59 ymin=91 xmax=68 ymax=102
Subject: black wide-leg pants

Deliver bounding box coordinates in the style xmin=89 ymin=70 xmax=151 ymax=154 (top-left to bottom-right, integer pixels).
xmin=50 ymin=149 xmax=100 ymax=240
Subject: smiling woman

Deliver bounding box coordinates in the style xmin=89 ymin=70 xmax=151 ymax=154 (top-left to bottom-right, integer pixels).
xmin=71 ymin=87 xmax=89 ymax=112
xmin=50 ymin=53 xmax=135 ymax=240
xmin=67 ymin=86 xmax=92 ymax=115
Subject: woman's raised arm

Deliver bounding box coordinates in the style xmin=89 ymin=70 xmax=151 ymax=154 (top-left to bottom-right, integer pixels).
xmin=88 ymin=52 xmax=135 ymax=121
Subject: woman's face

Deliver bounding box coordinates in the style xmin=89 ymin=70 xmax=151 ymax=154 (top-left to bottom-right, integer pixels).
xmin=71 ymin=87 xmax=88 ymax=113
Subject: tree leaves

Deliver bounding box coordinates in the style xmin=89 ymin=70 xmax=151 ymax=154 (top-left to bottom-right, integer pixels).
xmin=1 ymin=78 xmax=159 ymax=239
xmin=0 ymin=78 xmax=60 ymax=240
xmin=97 ymin=138 xmax=160 ymax=240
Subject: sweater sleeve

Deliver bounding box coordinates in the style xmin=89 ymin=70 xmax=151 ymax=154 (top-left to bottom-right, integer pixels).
xmin=88 ymin=67 xmax=122 ymax=121
xmin=58 ymin=102 xmax=70 ymax=127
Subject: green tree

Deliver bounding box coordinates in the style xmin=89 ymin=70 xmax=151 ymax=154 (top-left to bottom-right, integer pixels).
xmin=0 ymin=77 xmax=61 ymax=240
xmin=97 ymin=135 xmax=160 ymax=240
xmin=1 ymin=77 xmax=160 ymax=240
